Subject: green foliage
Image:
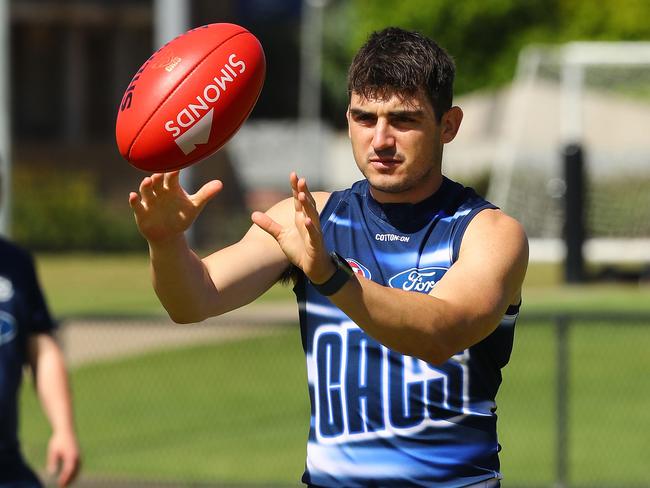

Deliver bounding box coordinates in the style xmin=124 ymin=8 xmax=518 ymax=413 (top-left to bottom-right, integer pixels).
xmin=322 ymin=0 xmax=650 ymax=116
xmin=557 ymin=0 xmax=650 ymax=40
xmin=12 ymin=167 xmax=143 ymax=252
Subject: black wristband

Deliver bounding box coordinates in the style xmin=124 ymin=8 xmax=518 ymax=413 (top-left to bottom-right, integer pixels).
xmin=311 ymin=252 xmax=354 ymax=296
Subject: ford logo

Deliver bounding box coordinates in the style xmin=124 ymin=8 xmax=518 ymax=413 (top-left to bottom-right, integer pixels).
xmin=388 ymin=267 xmax=447 ymax=293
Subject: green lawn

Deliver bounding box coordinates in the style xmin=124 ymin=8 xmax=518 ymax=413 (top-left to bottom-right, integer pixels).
xmin=34 ymin=254 xmax=650 ymax=318
xmin=20 ymin=320 xmax=650 ymax=486
xmin=35 ymin=253 xmax=294 ymax=318
xmin=21 ymin=329 xmax=310 ymax=485
xmin=20 ymin=255 xmax=650 ymax=486
xmin=498 ymin=321 xmax=650 ymax=486
xmin=522 ymin=263 xmax=650 ymax=314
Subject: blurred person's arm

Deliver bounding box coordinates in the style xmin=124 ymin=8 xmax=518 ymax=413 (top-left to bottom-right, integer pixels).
xmin=27 ymin=333 xmax=81 ymax=488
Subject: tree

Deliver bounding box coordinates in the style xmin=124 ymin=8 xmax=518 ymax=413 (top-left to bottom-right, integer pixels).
xmin=320 ymin=0 xmax=650 ymax=125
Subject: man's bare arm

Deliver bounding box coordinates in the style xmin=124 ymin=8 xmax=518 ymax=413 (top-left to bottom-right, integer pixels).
xmin=329 ymin=209 xmax=528 ymax=364
xmin=130 ymin=171 xmax=329 ymax=323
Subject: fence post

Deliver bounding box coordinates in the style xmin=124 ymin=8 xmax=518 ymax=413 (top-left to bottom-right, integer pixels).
xmin=563 ymin=143 xmax=586 ymax=283
xmin=555 ymin=315 xmax=569 ymax=488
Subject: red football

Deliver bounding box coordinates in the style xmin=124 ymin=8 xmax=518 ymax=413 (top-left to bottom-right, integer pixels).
xmin=116 ymin=23 xmax=265 ymax=172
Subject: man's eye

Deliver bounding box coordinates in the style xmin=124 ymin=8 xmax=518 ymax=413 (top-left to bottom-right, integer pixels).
xmin=355 ymin=115 xmax=375 ymax=124
xmin=393 ymin=116 xmax=415 ymax=124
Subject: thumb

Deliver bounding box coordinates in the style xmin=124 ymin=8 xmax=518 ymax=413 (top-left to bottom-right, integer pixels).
xmin=251 ymin=211 xmax=283 ymax=240
xmin=190 ymin=180 xmax=223 ymax=209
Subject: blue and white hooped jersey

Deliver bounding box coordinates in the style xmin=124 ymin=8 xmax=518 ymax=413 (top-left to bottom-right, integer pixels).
xmin=295 ymin=178 xmax=520 ymax=487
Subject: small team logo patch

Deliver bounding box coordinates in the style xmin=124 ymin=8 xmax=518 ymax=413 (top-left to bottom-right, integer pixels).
xmin=346 ymin=258 xmax=371 ymax=280
xmin=388 ymin=267 xmax=447 ymax=293
xmin=0 ymin=276 xmax=14 ymax=302
xmin=0 ymin=311 xmax=17 ymax=346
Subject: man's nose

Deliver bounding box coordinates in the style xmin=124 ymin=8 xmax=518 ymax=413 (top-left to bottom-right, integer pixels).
xmin=372 ymin=120 xmax=395 ymax=150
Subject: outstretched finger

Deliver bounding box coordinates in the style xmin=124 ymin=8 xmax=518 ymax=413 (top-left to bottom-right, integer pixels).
xmin=298 ymin=191 xmax=320 ymax=227
xmin=289 ymin=172 xmax=301 ymax=211
xmin=190 ymin=180 xmax=223 ymax=209
xmin=128 ymin=192 xmax=146 ymax=215
xmin=298 ymin=177 xmax=318 ymax=210
xmin=139 ymin=177 xmax=156 ymax=204
xmin=299 ymin=197 xmax=324 ymax=254
xmin=164 ymin=171 xmax=181 ymax=190
xmin=151 ymin=173 xmax=165 ymax=193
xmin=289 ymin=172 xmax=299 ymax=193
xmin=297 ymin=176 xmax=312 ymax=196
xmin=303 ymin=215 xmax=325 ymax=250
xmin=251 ymin=211 xmax=283 ymax=240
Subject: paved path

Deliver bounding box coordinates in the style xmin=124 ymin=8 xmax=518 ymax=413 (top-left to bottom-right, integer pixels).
xmin=60 ymin=303 xmax=299 ymax=367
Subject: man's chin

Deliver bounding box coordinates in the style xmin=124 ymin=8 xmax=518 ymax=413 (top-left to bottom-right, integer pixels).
xmin=367 ymin=176 xmax=411 ymax=195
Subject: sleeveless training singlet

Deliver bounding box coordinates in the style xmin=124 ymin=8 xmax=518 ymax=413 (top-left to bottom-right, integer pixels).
xmin=295 ymin=177 xmax=520 ymax=487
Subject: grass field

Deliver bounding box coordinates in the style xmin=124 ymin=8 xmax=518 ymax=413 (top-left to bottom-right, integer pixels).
xmin=20 ymin=321 xmax=650 ymax=486
xmin=34 ymin=253 xmax=650 ymax=317
xmin=19 ymin=254 xmax=650 ymax=486
xmin=21 ymin=330 xmax=310 ymax=485
xmin=498 ymin=321 xmax=650 ymax=486
xmin=34 ymin=253 xmax=294 ymax=317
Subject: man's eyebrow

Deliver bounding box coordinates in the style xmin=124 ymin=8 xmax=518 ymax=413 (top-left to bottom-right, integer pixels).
xmin=349 ymin=107 xmax=425 ymax=118
xmin=388 ymin=109 xmax=425 ymax=118
xmin=349 ymin=108 xmax=372 ymax=117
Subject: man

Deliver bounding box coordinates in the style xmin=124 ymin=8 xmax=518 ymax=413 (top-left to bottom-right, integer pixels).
xmin=0 ymin=238 xmax=81 ymax=488
xmin=129 ymin=27 xmax=528 ymax=487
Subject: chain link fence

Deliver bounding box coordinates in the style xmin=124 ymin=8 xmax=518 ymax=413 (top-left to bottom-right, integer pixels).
xmin=19 ymin=309 xmax=650 ymax=488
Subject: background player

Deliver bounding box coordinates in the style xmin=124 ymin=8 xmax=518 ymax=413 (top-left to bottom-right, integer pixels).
xmin=0 ymin=237 xmax=81 ymax=488
xmin=129 ymin=27 xmax=528 ymax=487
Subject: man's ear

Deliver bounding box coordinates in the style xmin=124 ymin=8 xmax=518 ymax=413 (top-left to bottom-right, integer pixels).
xmin=440 ymin=106 xmax=463 ymax=144
xmin=346 ymin=106 xmax=352 ymax=139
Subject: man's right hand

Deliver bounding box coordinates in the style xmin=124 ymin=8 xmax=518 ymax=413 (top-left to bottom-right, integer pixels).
xmin=128 ymin=171 xmax=223 ymax=244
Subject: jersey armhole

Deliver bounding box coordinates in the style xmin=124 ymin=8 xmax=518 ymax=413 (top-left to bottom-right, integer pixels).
xmin=318 ymin=189 xmax=349 ymax=234
xmin=450 ymin=203 xmax=498 ymax=263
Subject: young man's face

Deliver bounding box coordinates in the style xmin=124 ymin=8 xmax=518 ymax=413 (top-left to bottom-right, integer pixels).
xmin=347 ymin=90 xmax=459 ymax=204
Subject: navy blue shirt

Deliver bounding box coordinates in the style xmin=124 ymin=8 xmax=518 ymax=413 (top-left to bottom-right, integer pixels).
xmin=296 ymin=178 xmax=519 ymax=487
xmin=0 ymin=239 xmax=56 ymax=462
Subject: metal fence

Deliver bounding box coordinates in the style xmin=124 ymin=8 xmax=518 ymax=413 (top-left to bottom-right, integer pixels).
xmin=499 ymin=312 xmax=650 ymax=488
xmin=19 ymin=310 xmax=650 ymax=488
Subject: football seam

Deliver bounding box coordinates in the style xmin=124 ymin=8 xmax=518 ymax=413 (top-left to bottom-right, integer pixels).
xmin=127 ymin=29 xmax=250 ymax=166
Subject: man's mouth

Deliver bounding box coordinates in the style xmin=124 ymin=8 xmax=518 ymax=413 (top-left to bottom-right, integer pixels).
xmin=369 ymin=158 xmax=402 ymax=170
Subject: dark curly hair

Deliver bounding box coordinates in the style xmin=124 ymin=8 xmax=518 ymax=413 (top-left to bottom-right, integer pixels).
xmin=347 ymin=27 xmax=455 ymax=121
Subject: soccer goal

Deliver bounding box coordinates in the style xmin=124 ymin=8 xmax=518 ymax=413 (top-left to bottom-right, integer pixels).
xmin=486 ymin=42 xmax=650 ymax=277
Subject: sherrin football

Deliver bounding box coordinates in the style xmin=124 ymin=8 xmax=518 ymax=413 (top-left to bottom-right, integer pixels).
xmin=116 ymin=23 xmax=265 ymax=172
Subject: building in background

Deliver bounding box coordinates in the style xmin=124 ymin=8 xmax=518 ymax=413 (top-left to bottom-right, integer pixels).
xmin=9 ymin=0 xmax=311 ymax=250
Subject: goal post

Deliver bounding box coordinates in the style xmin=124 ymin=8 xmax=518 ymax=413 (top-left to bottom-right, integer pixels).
xmin=487 ymin=41 xmax=650 ymax=281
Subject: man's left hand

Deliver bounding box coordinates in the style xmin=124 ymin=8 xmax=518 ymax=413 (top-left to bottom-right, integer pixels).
xmin=252 ymin=172 xmax=335 ymax=283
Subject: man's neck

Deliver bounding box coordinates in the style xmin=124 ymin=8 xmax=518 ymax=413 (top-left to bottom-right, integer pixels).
xmin=368 ymin=174 xmax=444 ymax=205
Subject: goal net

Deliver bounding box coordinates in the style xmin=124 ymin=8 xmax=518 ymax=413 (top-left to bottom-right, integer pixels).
xmin=486 ymin=42 xmax=650 ymax=264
